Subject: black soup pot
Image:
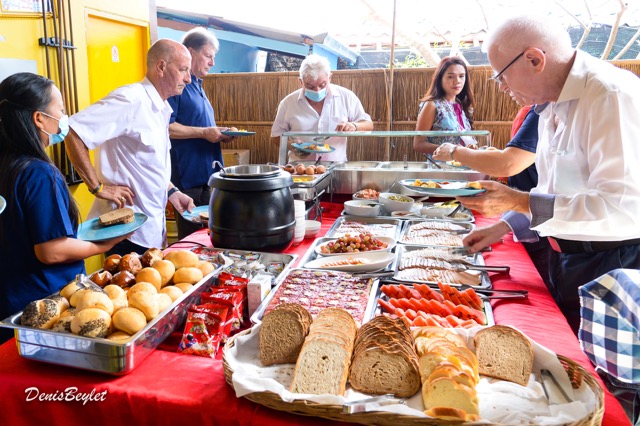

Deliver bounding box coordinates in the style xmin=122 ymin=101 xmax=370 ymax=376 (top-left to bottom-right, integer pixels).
xmin=208 ymin=166 xmax=295 ymax=252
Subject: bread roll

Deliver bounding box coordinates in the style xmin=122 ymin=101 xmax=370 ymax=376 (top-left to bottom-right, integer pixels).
xmin=69 ymin=288 xmax=96 ymax=308
xmin=172 ymin=267 xmax=203 ymax=285
xmin=75 ymin=291 xmax=115 ymax=316
xmin=59 ymin=306 xmax=76 ymax=319
xmin=152 ymin=260 xmax=175 ymax=287
xmin=135 ymin=267 xmax=162 ymax=291
xmin=196 ymin=260 xmax=215 ymax=277
xmin=141 ymin=247 xmax=164 ymax=268
xmin=112 ymin=307 xmax=147 ymax=335
xmin=111 ymin=295 xmax=128 ymax=313
xmin=89 ymin=270 xmax=112 ymax=287
xmin=173 ymin=282 xmax=193 ymax=293
xmin=111 ymin=271 xmax=136 ymax=288
xmin=156 ymin=293 xmax=173 ymax=312
xmin=51 ymin=316 xmax=74 ymax=333
xmin=103 ymin=254 xmax=122 ymax=275
xmin=128 ymin=292 xmax=159 ymax=321
xmin=106 ymin=331 xmax=132 ymax=341
xmin=127 ymin=282 xmax=158 ymax=300
xmin=60 ymin=281 xmax=83 ymax=301
xmin=159 ymin=286 xmax=183 ymax=302
xmin=46 ymin=294 xmax=70 ymax=314
xmin=21 ymin=299 xmax=61 ymax=329
xmin=119 ymin=253 xmax=142 ymax=275
xmin=164 ymin=250 xmax=198 ymax=269
xmin=70 ymin=308 xmax=112 ymax=338
xmin=103 ymin=284 xmax=126 ymax=300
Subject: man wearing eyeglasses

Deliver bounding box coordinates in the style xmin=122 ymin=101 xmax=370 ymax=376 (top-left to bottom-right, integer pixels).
xmin=458 ymin=14 xmax=640 ymax=336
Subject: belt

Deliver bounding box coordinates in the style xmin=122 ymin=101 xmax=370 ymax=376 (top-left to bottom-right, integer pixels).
xmin=547 ymin=237 xmax=640 ymax=254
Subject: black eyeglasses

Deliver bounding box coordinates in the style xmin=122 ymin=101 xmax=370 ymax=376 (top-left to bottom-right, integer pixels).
xmin=490 ymin=51 xmax=525 ymax=85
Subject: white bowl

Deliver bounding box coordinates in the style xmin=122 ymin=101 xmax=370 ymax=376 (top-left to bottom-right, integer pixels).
xmin=420 ymin=205 xmax=456 ymax=218
xmin=304 ymin=220 xmax=321 ymax=238
xmin=353 ymin=189 xmax=380 ymax=201
xmin=344 ymin=199 xmax=381 ymax=217
xmin=379 ymin=192 xmax=414 ymax=214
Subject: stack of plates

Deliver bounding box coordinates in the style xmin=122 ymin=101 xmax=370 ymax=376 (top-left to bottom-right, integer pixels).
xmin=293 ymin=200 xmax=306 ymax=245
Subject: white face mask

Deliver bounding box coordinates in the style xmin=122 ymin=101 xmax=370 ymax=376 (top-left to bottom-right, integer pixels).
xmin=40 ymin=112 xmax=69 ymax=145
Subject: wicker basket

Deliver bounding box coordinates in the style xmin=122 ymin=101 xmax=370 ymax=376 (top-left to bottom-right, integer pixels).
xmin=222 ymin=328 xmax=605 ymax=426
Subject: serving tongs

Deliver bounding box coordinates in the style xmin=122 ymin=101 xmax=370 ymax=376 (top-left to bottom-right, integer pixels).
xmin=342 ymin=394 xmax=405 ymax=414
xmin=424 ymin=153 xmax=443 ymax=169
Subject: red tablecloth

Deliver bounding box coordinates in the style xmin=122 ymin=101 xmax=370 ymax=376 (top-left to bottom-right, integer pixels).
xmin=0 ymin=201 xmax=630 ymax=426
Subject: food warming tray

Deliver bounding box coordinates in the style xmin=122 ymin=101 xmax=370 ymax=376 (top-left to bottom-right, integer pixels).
xmin=392 ymin=244 xmax=492 ymax=289
xmin=250 ymin=268 xmax=380 ymax=326
xmin=290 ymin=161 xmax=335 ymax=202
xmin=398 ymin=219 xmax=474 ymax=246
xmin=325 ymin=215 xmax=404 ymax=240
xmin=0 ymin=268 xmax=222 ymax=375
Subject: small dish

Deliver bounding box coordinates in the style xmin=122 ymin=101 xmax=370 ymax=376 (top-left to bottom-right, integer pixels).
xmin=182 ymin=205 xmax=209 ymax=223
xmin=353 ymin=189 xmax=380 ymax=201
xmin=344 ymin=200 xmax=381 ymax=217
xmin=304 ymin=220 xmax=321 ymax=238
xmin=221 ymin=130 xmax=256 ymax=137
xmin=315 ymin=236 xmax=395 ymax=256
xmin=379 ymin=192 xmax=414 ymax=214
xmin=304 ymin=251 xmax=395 ymax=272
xmin=291 ymin=142 xmax=335 ymax=153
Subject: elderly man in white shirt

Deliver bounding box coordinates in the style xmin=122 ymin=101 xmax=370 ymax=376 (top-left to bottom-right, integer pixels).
xmin=457 ymin=15 xmax=640 ymax=335
xmin=270 ymin=54 xmax=373 ymax=163
xmin=65 ymin=39 xmax=195 ymax=254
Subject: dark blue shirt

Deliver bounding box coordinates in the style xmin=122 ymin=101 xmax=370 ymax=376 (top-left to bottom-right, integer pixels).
xmin=506 ymin=108 xmax=539 ymax=192
xmin=0 ymin=159 xmax=84 ymax=323
xmin=168 ymin=75 xmax=222 ymax=190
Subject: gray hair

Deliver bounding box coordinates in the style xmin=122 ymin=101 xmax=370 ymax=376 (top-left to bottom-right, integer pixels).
xmin=482 ymin=15 xmax=573 ymax=61
xmin=182 ymin=27 xmax=219 ymax=53
xmin=299 ymin=54 xmax=331 ymax=81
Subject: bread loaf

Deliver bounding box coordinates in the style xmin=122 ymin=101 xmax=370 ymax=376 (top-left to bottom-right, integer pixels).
xmin=98 ymin=207 xmax=134 ymax=226
xmin=348 ymin=316 xmax=420 ymax=397
xmin=290 ymin=308 xmax=356 ymax=395
xmin=473 ymin=324 xmax=533 ymax=387
xmin=259 ymin=303 xmax=312 ymax=366
xmin=413 ymin=327 xmax=480 ymax=419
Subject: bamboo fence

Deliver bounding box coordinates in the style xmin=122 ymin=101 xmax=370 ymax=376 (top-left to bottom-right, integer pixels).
xmin=205 ymin=61 xmax=640 ymax=165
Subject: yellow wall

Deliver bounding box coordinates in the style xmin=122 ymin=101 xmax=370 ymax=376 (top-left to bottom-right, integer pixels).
xmin=0 ymin=0 xmax=152 ymax=273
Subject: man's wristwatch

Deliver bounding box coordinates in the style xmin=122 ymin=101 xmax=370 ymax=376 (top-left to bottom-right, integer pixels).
xmin=168 ymin=187 xmax=180 ymax=197
xmin=449 ymin=144 xmax=459 ymax=160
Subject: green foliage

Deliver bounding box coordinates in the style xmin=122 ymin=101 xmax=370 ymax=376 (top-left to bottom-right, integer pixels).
xmin=393 ymin=53 xmax=428 ymax=68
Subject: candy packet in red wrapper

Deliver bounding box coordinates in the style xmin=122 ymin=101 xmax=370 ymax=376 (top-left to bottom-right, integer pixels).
xmin=201 ymin=291 xmax=243 ymax=330
xmin=190 ymin=302 xmax=233 ymax=340
xmin=177 ymin=311 xmax=223 ymax=358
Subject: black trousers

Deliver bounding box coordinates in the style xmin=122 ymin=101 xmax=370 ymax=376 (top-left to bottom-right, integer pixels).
xmin=106 ymin=239 xmax=149 ymax=257
xmin=175 ymin=185 xmax=211 ymax=240
xmin=522 ymin=238 xmax=553 ymax=292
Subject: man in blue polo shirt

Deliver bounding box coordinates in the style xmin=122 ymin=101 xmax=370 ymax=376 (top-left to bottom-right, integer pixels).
xmin=168 ymin=27 xmax=234 ymax=239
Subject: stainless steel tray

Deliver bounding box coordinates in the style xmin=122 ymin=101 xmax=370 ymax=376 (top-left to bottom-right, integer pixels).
xmin=369 ymin=280 xmax=495 ymax=326
xmin=392 ymin=244 xmax=492 ymax=289
xmin=398 ymin=219 xmax=474 ymax=246
xmin=250 ymin=268 xmax=380 ymax=326
xmin=325 ymin=215 xmax=405 ymax=240
xmin=0 ymin=268 xmax=222 ymax=375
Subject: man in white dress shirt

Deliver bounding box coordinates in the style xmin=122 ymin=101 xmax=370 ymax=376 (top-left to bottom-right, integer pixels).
xmin=457 ymin=15 xmax=640 ymax=334
xmin=65 ymin=39 xmax=195 ymax=255
xmin=270 ymin=54 xmax=373 ymax=162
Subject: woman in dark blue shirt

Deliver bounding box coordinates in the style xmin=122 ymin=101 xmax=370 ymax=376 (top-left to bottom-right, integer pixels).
xmin=0 ymin=72 xmax=127 ymax=343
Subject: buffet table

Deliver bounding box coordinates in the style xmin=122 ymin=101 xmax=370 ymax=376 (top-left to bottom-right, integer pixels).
xmin=0 ymin=201 xmax=630 ymax=426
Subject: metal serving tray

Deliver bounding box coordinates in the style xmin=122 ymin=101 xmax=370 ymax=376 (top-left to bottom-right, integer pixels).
xmin=0 ymin=268 xmax=222 ymax=375
xmin=326 ymin=215 xmax=405 ymax=240
xmin=369 ymin=280 xmax=495 ymax=325
xmin=398 ymin=219 xmax=474 ymax=246
xmin=392 ymin=244 xmax=491 ymax=289
xmin=290 ymin=161 xmax=334 ymax=201
xmin=250 ymin=268 xmax=380 ymax=326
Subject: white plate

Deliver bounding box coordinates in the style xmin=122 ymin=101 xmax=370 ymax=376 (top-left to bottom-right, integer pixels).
xmin=304 ymin=251 xmax=395 ymax=272
xmin=315 ymin=236 xmax=396 ymax=256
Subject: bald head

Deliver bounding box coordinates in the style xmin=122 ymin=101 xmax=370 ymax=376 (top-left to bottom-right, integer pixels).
xmin=146 ymin=39 xmax=192 ymax=100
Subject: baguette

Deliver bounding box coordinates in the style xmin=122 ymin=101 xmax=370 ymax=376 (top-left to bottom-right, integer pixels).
xmin=99 ymin=208 xmax=135 ymax=226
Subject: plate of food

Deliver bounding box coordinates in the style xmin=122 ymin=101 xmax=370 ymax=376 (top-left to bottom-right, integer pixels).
xmin=304 ymin=251 xmax=395 ymax=273
xmin=291 ymin=142 xmax=336 ymax=153
xmin=182 ymin=205 xmax=209 ymax=223
xmin=0 ymin=195 xmax=5 ymax=215
xmin=221 ymin=129 xmax=256 ymax=137
xmin=78 ymin=208 xmax=148 ymax=242
xmin=314 ymin=235 xmax=395 ymax=256
xmin=400 ymin=179 xmax=485 ymax=196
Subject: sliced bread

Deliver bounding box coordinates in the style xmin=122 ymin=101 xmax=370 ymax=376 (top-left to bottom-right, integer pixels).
xmin=259 ymin=303 xmax=312 ymax=366
xmin=290 ymin=308 xmax=356 ymax=395
xmin=99 ymin=208 xmax=135 ymax=226
xmin=473 ymin=324 xmax=534 ymax=387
